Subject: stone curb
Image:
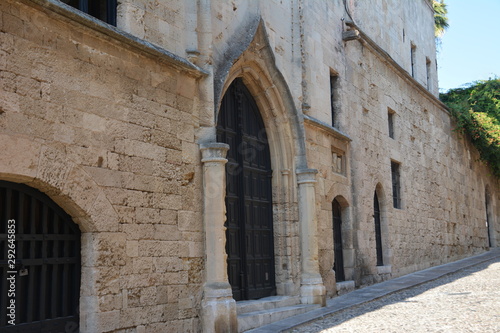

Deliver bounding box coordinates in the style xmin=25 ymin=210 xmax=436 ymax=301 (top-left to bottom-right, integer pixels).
xmin=248 ymin=248 xmax=500 ymax=332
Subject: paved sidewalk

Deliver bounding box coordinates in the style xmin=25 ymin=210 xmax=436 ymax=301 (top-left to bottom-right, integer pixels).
xmin=249 ymin=248 xmax=500 ymax=332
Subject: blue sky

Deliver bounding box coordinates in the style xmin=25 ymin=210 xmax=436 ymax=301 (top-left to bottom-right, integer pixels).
xmin=437 ymin=0 xmax=500 ymax=92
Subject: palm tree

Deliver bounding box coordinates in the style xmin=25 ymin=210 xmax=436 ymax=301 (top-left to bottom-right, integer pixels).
xmin=433 ymin=0 xmax=449 ymax=38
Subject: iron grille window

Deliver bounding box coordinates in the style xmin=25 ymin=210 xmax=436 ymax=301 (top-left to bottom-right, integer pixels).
xmin=61 ymin=0 xmax=117 ymax=26
xmin=391 ymin=161 xmax=401 ymax=209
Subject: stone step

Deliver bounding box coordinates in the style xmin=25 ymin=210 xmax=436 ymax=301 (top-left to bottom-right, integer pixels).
xmin=238 ymin=303 xmax=321 ymax=332
xmin=236 ymin=295 xmax=300 ymax=315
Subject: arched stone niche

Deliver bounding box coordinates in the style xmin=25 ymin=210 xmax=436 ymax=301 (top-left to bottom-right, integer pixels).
xmin=0 ymin=133 xmax=122 ymax=333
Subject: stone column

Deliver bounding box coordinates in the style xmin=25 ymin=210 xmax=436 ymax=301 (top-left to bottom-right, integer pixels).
xmin=296 ymin=168 xmax=326 ymax=306
xmin=200 ymin=143 xmax=237 ymax=333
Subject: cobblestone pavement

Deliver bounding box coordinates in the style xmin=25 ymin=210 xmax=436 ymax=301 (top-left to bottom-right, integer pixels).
xmin=287 ymin=257 xmax=500 ymax=333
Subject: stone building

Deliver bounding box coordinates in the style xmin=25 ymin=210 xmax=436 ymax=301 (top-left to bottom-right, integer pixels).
xmin=0 ymin=0 xmax=498 ymax=332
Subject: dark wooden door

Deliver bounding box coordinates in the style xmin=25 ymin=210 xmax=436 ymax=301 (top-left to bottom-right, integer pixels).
xmin=0 ymin=181 xmax=81 ymax=332
xmin=374 ymin=192 xmax=384 ymax=266
xmin=332 ymin=199 xmax=345 ymax=282
xmin=217 ymin=79 xmax=276 ymax=301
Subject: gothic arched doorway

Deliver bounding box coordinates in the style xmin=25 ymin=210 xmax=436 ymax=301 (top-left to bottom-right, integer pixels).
xmin=217 ymin=78 xmax=276 ymax=301
xmin=0 ymin=181 xmax=81 ymax=332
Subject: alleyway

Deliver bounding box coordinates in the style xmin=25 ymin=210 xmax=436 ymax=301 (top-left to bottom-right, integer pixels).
xmin=288 ymin=255 xmax=500 ymax=333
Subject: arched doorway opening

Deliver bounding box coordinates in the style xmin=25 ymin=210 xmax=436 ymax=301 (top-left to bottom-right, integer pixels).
xmin=332 ymin=199 xmax=345 ymax=282
xmin=374 ymin=191 xmax=384 ymax=266
xmin=217 ymin=78 xmax=276 ymax=301
xmin=0 ymin=181 xmax=81 ymax=331
xmin=485 ymin=186 xmax=495 ymax=248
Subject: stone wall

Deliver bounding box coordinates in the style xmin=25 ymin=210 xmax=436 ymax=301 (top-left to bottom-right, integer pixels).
xmin=0 ymin=0 xmax=204 ymax=331
xmin=314 ymin=26 xmax=499 ymax=288
xmin=0 ymin=0 xmax=498 ymax=331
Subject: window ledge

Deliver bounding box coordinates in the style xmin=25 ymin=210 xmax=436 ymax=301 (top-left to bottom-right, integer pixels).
xmin=303 ymin=115 xmax=352 ymax=142
xmin=21 ymin=0 xmax=207 ymax=78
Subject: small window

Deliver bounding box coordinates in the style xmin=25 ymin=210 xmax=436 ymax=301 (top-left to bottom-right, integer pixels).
xmin=410 ymin=44 xmax=417 ymax=78
xmin=332 ymin=149 xmax=345 ymax=175
xmin=426 ymin=58 xmax=432 ymax=90
xmin=61 ymin=0 xmax=117 ymax=26
xmin=330 ymin=73 xmax=340 ymax=127
xmin=391 ymin=161 xmax=401 ymax=209
xmin=387 ymin=108 xmax=395 ymax=139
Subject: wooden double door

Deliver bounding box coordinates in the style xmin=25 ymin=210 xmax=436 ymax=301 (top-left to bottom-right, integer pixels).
xmin=217 ymin=79 xmax=276 ymax=301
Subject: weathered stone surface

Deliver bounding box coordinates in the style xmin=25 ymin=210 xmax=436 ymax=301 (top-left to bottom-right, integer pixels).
xmin=0 ymin=0 xmax=498 ymax=332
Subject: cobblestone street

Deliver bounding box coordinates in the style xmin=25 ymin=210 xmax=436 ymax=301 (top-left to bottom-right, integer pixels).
xmin=288 ymin=257 xmax=500 ymax=333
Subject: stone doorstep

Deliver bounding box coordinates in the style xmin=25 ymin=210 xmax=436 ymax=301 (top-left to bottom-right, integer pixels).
xmin=336 ymin=280 xmax=355 ymax=296
xmin=239 ymin=303 xmax=322 ymax=332
xmin=236 ymin=295 xmax=301 ymax=315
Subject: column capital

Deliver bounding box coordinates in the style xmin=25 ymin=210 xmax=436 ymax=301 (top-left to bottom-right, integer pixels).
xmin=200 ymin=142 xmax=230 ymax=163
xmin=296 ymin=168 xmax=318 ymax=184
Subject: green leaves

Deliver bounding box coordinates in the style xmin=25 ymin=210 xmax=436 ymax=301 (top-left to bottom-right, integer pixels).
xmin=433 ymin=0 xmax=449 ymax=38
xmin=440 ymin=79 xmax=500 ymax=177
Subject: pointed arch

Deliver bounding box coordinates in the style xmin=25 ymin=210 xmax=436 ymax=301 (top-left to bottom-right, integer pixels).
xmin=217 ymin=78 xmax=276 ymax=300
xmin=211 ymin=20 xmax=315 ymax=297
xmin=332 ymin=198 xmax=344 ymax=281
xmin=485 ymin=185 xmax=496 ymax=247
xmin=0 ymin=133 xmax=121 ymax=331
xmin=374 ymin=183 xmax=392 ymax=271
xmin=215 ymin=20 xmax=308 ymax=171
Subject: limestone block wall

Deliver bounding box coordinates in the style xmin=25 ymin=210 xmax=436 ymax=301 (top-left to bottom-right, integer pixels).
xmin=0 ymin=1 xmax=204 ymax=331
xmin=349 ymin=0 xmax=438 ymax=95
xmin=117 ymin=0 xmax=187 ymax=58
xmin=304 ymin=120 xmax=352 ymax=297
xmin=336 ymin=35 xmax=499 ymax=286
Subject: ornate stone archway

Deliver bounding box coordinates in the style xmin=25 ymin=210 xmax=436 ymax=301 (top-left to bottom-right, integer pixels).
xmin=200 ymin=20 xmax=325 ymax=333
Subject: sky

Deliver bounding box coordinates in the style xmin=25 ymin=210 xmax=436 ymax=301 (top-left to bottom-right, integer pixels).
xmin=436 ymin=0 xmax=500 ymax=93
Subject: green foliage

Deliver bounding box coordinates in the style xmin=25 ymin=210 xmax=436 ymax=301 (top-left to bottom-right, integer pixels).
xmin=433 ymin=0 xmax=449 ymax=38
xmin=440 ymin=79 xmax=500 ymax=177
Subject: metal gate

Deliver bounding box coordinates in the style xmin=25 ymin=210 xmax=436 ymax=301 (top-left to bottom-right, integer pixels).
xmin=0 ymin=181 xmax=81 ymax=332
xmin=217 ymin=78 xmax=276 ymax=301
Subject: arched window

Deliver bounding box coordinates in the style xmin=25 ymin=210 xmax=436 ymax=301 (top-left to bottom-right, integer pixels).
xmin=0 ymin=181 xmax=81 ymax=331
